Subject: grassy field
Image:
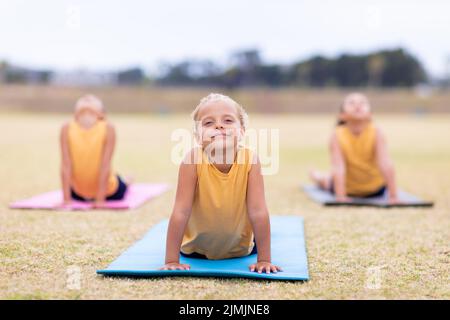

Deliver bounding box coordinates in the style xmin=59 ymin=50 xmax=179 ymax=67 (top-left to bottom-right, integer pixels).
xmin=1 ymin=84 xmax=450 ymax=113
xmin=0 ymin=112 xmax=449 ymax=299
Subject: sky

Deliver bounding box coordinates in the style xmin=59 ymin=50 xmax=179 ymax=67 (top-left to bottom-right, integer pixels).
xmin=1 ymin=0 xmax=449 ymax=77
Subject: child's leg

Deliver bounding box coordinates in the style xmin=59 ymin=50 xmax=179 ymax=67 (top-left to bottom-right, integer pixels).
xmin=180 ymin=251 xmax=208 ymax=259
xmin=309 ymin=170 xmax=332 ymax=191
xmin=181 ymin=238 xmax=257 ymax=260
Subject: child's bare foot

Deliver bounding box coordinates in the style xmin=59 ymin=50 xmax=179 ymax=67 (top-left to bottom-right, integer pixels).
xmin=388 ymin=196 xmax=403 ymax=205
xmin=93 ymin=200 xmax=107 ymax=209
xmin=59 ymin=200 xmax=72 ymax=208
xmin=309 ymin=169 xmax=331 ymax=190
xmin=335 ymin=195 xmax=351 ymax=203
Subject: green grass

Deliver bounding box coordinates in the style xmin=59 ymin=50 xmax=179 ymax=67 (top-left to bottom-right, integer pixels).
xmin=0 ymin=112 xmax=449 ymax=299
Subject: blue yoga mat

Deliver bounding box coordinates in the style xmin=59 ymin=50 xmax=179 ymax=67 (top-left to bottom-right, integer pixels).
xmin=303 ymin=185 xmax=433 ymax=208
xmin=97 ymin=216 xmax=309 ymax=281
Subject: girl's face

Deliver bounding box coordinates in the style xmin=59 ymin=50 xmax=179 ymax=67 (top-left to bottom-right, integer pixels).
xmin=340 ymin=93 xmax=371 ymax=122
xmin=196 ymin=100 xmax=243 ymax=160
xmin=75 ymin=107 xmax=102 ymax=129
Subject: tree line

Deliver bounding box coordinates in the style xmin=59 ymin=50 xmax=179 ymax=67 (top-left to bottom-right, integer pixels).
xmin=0 ymin=48 xmax=427 ymax=87
xmin=157 ymin=48 xmax=427 ymax=88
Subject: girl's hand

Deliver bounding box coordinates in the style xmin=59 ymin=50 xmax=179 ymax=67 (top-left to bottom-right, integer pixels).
xmin=159 ymin=262 xmax=191 ymax=271
xmin=249 ymin=261 xmax=282 ymax=274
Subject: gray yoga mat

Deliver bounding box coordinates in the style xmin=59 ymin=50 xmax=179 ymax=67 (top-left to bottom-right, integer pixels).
xmin=303 ymin=185 xmax=433 ymax=208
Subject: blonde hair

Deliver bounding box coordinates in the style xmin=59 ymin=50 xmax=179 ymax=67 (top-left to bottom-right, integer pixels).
xmin=191 ymin=93 xmax=249 ymax=136
xmin=75 ymin=94 xmax=104 ymax=114
xmin=337 ymin=92 xmax=371 ymax=126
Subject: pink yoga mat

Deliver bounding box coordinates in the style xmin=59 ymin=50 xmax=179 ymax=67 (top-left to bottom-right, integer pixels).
xmin=9 ymin=183 xmax=170 ymax=211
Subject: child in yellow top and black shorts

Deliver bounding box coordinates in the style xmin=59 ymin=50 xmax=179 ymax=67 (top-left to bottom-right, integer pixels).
xmin=310 ymin=92 xmax=400 ymax=204
xmin=160 ymin=93 xmax=282 ymax=274
xmin=60 ymin=94 xmax=127 ymax=208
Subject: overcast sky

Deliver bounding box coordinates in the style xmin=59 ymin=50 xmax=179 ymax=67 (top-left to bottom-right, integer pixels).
xmin=1 ymin=0 xmax=449 ymax=77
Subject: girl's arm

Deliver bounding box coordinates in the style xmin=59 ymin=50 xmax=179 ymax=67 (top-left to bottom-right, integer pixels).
xmin=95 ymin=123 xmax=116 ymax=206
xmin=60 ymin=123 xmax=72 ymax=204
xmin=160 ymin=150 xmax=197 ymax=270
xmin=375 ymin=128 xmax=399 ymax=202
xmin=246 ymin=154 xmax=282 ymax=274
xmin=330 ymin=132 xmax=348 ymax=201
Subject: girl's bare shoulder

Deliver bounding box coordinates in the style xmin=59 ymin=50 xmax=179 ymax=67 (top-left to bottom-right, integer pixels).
xmin=372 ymin=124 xmax=385 ymax=137
xmin=178 ymin=148 xmax=199 ymax=181
xmin=249 ymin=148 xmax=259 ymax=165
xmin=60 ymin=121 xmax=71 ymax=134
xmin=103 ymin=120 xmax=115 ymax=131
xmin=181 ymin=147 xmax=202 ymax=166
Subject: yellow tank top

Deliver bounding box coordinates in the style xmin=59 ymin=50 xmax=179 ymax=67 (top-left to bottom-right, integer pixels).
xmin=181 ymin=147 xmax=255 ymax=260
xmin=336 ymin=123 xmax=385 ymax=196
xmin=67 ymin=120 xmax=118 ymax=199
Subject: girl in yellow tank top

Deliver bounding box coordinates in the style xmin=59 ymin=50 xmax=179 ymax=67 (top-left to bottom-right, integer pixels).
xmin=161 ymin=93 xmax=282 ymax=274
xmin=310 ymin=92 xmax=400 ymax=203
xmin=60 ymin=95 xmax=128 ymax=208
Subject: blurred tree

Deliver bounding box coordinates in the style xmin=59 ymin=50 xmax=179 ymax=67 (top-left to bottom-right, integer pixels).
xmin=157 ymin=59 xmax=222 ymax=86
xmin=158 ymin=61 xmax=192 ymax=85
xmin=0 ymin=61 xmax=6 ymax=83
xmin=368 ymin=54 xmax=385 ymax=87
xmin=0 ymin=48 xmax=428 ymax=87
xmin=117 ymin=67 xmax=145 ymax=85
xmin=379 ymin=49 xmax=426 ymax=86
xmin=308 ymin=56 xmax=336 ymax=87
xmin=230 ymin=49 xmax=262 ymax=71
xmin=255 ymin=64 xmax=284 ymax=87
xmin=335 ymin=54 xmax=367 ymax=87
xmin=444 ymin=55 xmax=450 ymax=89
xmin=228 ymin=49 xmax=262 ymax=87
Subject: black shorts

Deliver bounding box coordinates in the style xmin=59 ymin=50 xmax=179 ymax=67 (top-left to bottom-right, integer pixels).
xmin=330 ymin=181 xmax=386 ymax=198
xmin=70 ymin=175 xmax=128 ymax=202
xmin=180 ymin=239 xmax=257 ymax=260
